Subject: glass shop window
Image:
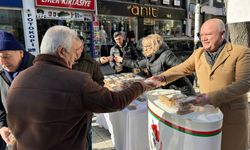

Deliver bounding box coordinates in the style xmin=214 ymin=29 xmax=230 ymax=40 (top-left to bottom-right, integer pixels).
xmin=0 ymin=9 xmax=25 ymax=48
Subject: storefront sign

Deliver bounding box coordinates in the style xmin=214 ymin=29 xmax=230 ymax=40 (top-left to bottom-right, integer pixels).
xmin=129 ymin=5 xmax=158 ymax=18
xmin=98 ymin=1 xmax=185 ymax=20
xmin=22 ymin=0 xmax=39 ymax=55
xmin=162 ymin=0 xmax=170 ymax=5
xmin=35 ymin=0 xmax=94 ymax=11
xmin=23 ymin=10 xmax=38 ymax=53
xmin=174 ymin=0 xmax=181 ymax=6
xmin=0 ymin=0 xmax=22 ymax=7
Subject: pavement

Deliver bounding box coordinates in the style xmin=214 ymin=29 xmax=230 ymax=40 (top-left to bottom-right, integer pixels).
xmin=92 ymin=92 xmax=250 ymax=150
xmin=92 ymin=115 xmax=114 ymax=150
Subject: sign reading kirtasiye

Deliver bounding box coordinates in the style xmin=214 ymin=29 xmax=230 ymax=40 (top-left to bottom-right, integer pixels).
xmin=35 ymin=0 xmax=95 ymax=11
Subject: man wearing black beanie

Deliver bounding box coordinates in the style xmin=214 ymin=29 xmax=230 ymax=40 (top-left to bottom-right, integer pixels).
xmin=0 ymin=31 xmax=35 ymax=149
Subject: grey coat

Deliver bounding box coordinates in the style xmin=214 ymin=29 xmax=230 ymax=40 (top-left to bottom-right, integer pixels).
xmin=109 ymin=41 xmax=138 ymax=73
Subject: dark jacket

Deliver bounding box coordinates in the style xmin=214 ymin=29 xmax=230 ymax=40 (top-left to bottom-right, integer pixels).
xmin=122 ymin=44 xmax=195 ymax=96
xmin=73 ymin=54 xmax=104 ymax=86
xmin=109 ymin=41 xmax=138 ymax=73
xmin=0 ymin=52 xmax=35 ymax=128
xmin=72 ymin=53 xmax=104 ymax=150
xmin=7 ymin=54 xmax=147 ymax=150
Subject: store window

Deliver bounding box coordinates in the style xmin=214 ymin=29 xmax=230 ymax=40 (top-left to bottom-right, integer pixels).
xmin=0 ymin=9 xmax=25 ymax=48
xmin=36 ymin=9 xmax=93 ymax=56
xmin=144 ymin=18 xmax=183 ymax=37
xmin=98 ymin=15 xmax=137 ymax=45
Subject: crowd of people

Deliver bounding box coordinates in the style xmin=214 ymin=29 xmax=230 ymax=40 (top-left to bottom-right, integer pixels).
xmin=0 ymin=18 xmax=249 ymax=150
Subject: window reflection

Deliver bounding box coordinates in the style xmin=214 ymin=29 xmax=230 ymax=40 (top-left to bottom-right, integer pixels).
xmin=98 ymin=15 xmax=137 ymax=45
xmin=0 ymin=10 xmax=25 ymax=48
xmin=144 ymin=18 xmax=183 ymax=37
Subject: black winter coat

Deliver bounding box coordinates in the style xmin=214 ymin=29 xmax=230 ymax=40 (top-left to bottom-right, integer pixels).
xmin=109 ymin=41 xmax=138 ymax=73
xmin=73 ymin=54 xmax=104 ymax=86
xmin=122 ymin=44 xmax=195 ymax=96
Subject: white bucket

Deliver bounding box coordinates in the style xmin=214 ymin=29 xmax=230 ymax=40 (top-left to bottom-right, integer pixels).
xmin=147 ymin=89 xmax=223 ymax=150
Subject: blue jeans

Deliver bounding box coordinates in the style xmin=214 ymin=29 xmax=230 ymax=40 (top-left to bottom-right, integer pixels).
xmin=87 ymin=114 xmax=93 ymax=150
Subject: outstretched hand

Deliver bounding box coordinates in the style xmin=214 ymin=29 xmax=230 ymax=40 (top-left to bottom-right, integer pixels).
xmin=0 ymin=127 xmax=15 ymax=145
xmin=143 ymin=75 xmax=165 ymax=89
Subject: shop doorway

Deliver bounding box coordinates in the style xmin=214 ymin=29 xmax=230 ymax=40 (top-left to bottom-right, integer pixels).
xmin=37 ymin=19 xmax=93 ymax=56
xmin=143 ymin=18 xmax=183 ymax=37
xmin=36 ymin=8 xmax=94 ymax=56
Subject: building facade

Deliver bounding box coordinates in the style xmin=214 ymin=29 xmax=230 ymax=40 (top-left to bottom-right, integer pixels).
xmin=1 ymin=0 xmax=97 ymax=56
xmin=34 ymin=0 xmax=96 ymax=56
xmin=0 ymin=0 xmax=226 ymax=57
xmin=97 ymin=0 xmax=187 ymax=45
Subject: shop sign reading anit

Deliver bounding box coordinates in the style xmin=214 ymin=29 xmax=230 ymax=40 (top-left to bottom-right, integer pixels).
xmin=129 ymin=5 xmax=158 ymax=18
xmin=35 ymin=0 xmax=95 ymax=11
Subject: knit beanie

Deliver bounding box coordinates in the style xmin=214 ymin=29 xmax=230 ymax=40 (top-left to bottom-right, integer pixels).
xmin=0 ymin=30 xmax=24 ymax=51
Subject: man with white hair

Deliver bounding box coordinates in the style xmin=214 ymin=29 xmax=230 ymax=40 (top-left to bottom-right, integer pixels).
xmin=6 ymin=26 xmax=151 ymax=149
xmin=148 ymin=18 xmax=250 ymax=150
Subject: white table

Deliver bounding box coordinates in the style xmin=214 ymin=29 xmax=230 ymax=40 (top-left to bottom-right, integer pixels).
xmin=96 ymin=100 xmax=149 ymax=150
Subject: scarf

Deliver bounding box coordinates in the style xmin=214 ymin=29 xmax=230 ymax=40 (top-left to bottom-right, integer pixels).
xmin=205 ymin=40 xmax=226 ymax=67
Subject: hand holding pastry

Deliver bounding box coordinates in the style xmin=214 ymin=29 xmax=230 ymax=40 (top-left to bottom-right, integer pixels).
xmin=144 ymin=75 xmax=165 ymax=88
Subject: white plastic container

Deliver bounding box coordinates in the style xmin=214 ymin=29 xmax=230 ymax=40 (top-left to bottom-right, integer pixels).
xmin=146 ymin=89 xmax=223 ymax=150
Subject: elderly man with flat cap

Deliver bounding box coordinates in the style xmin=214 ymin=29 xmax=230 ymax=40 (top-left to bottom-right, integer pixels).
xmin=0 ymin=31 xmax=35 ymax=149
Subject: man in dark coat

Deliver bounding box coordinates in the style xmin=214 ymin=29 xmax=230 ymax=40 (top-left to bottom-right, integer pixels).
xmin=72 ymin=35 xmax=104 ymax=150
xmin=0 ymin=31 xmax=35 ymax=149
xmin=6 ymin=26 xmax=150 ymax=150
xmin=109 ymin=31 xmax=138 ymax=73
